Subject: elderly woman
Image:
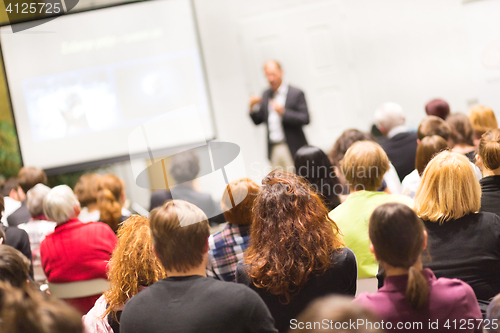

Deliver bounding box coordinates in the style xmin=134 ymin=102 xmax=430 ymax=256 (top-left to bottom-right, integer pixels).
xmin=40 ymin=185 xmax=117 ymax=314
xmin=416 ymin=151 xmax=500 ymax=302
xmin=83 ymin=215 xmax=165 ymax=333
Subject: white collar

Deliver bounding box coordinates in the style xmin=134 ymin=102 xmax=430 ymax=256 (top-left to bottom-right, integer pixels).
xmin=387 ymin=125 xmax=408 ymax=139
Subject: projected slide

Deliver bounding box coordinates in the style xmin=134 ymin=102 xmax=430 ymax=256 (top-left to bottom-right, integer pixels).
xmin=0 ymin=0 xmax=215 ymax=171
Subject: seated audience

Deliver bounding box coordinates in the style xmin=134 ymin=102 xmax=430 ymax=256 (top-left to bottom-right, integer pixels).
xmin=329 ymin=129 xmax=402 ymax=197
xmin=477 ymin=129 xmax=500 ymax=217
xmin=293 ymin=296 xmax=383 ymax=333
xmin=40 ymin=185 xmax=117 ymax=314
xmin=0 ymin=178 xmax=22 ymax=226
xmin=207 ymin=178 xmax=259 ymax=281
xmin=417 ymin=115 xmax=451 ymax=144
xmin=446 ymin=113 xmax=476 ymax=162
xmin=415 ymin=151 xmax=500 ymax=302
xmin=236 ymin=170 xmax=356 ymax=333
xmin=401 ymin=135 xmax=448 ymax=199
xmin=18 ymin=184 xmax=56 ymax=281
xmin=0 ymin=244 xmax=31 ymax=288
xmin=425 ymin=98 xmax=450 ymax=120
xmin=375 ymin=102 xmax=418 ymax=181
xmin=295 ymin=145 xmax=341 ymax=211
xmin=329 ymin=141 xmax=412 ymax=278
xmin=354 ymin=202 xmax=482 ymax=333
xmin=468 ymin=104 xmax=498 ymax=148
xmin=8 ymin=166 xmax=47 ymax=227
xmin=120 ymin=200 xmax=277 ymax=333
xmin=83 ymin=215 xmax=166 ymax=333
xmin=486 ymin=293 xmax=500 ymax=333
xmin=97 ymin=174 xmax=129 ymax=233
xmin=75 ymin=173 xmax=102 ymax=223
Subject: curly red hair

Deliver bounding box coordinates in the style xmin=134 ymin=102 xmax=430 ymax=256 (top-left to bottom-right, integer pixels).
xmin=245 ymin=170 xmax=344 ymax=302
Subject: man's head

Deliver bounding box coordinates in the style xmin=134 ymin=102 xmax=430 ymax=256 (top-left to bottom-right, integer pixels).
xmin=17 ymin=167 xmax=47 ymax=196
xmin=374 ymin=102 xmax=405 ymax=136
xmin=263 ymin=60 xmax=283 ymax=92
xmin=169 ymin=151 xmax=200 ymax=184
xmin=149 ymin=200 xmax=210 ymax=273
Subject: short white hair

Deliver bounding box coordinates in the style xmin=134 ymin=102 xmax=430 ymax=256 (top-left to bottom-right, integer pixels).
xmin=27 ymin=184 xmax=51 ymax=217
xmin=43 ymin=185 xmax=80 ymax=223
xmin=375 ymin=102 xmax=406 ymax=132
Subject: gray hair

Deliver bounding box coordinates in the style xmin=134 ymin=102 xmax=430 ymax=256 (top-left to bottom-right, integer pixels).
xmin=43 ymin=185 xmax=80 ymax=224
xmin=170 ymin=151 xmax=200 ymax=184
xmin=27 ymin=184 xmax=51 ymax=217
xmin=375 ymin=102 xmax=406 ymax=133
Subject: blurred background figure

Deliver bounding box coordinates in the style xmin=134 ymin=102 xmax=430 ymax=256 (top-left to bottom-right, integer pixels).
xmin=0 ymin=178 xmax=22 ymax=226
xmin=477 ymin=129 xmax=500 ymax=218
xmin=97 ymin=174 xmax=128 ymax=233
xmin=468 ymin=105 xmax=498 ymax=149
xmin=75 ymin=173 xmax=102 ymax=223
xmin=425 ymin=99 xmax=450 ymax=120
xmin=446 ymin=113 xmax=476 ymax=162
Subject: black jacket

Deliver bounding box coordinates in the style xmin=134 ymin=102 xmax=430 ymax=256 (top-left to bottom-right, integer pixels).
xmin=7 ymin=201 xmax=31 ymax=227
xmin=381 ymin=132 xmax=418 ymax=181
xmin=480 ymin=175 xmax=500 ymax=218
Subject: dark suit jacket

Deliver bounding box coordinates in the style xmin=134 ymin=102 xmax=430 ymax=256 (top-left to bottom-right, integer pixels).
xmin=3 ymin=225 xmax=34 ymax=278
xmin=250 ymin=85 xmax=309 ymax=160
xmin=381 ymin=132 xmax=418 ymax=182
xmin=7 ymin=201 xmax=31 ymax=227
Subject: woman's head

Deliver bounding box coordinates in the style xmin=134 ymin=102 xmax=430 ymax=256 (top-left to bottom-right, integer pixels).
xmin=478 ymin=129 xmax=500 ymax=172
xmin=245 ymin=170 xmax=344 ymax=302
xmin=104 ymin=215 xmax=165 ymax=319
xmin=415 ymin=135 xmax=449 ymax=176
xmin=415 ymin=151 xmax=480 ymax=223
xmin=295 ymin=145 xmax=341 ymax=210
xmin=341 ymin=141 xmax=390 ymax=191
xmin=43 ymin=185 xmax=80 ymax=224
xmin=220 ymin=178 xmax=260 ymax=226
xmin=74 ymin=173 xmax=101 ymax=208
xmin=97 ymin=174 xmax=125 ymax=233
xmin=369 ymin=202 xmax=428 ymax=309
xmin=446 ymin=113 xmax=474 ymax=147
xmin=0 ymin=245 xmax=31 ymax=288
xmin=329 ymin=129 xmax=373 ymax=167
xmin=468 ymin=105 xmax=498 ymax=143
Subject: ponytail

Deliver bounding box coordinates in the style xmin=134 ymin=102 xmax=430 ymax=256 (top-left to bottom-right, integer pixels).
xmin=98 ymin=188 xmax=121 ymax=233
xmin=406 ymin=266 xmax=429 ymax=310
xmin=479 ymin=129 xmax=500 ymax=171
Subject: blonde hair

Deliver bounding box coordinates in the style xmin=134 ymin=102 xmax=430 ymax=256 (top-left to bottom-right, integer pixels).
xmin=479 ymin=129 xmax=500 ymax=171
xmin=468 ymin=105 xmax=498 ymax=135
xmin=340 ymin=141 xmax=390 ymax=191
xmin=97 ymin=174 xmax=124 ymax=233
xmin=414 ymin=151 xmax=480 ymax=223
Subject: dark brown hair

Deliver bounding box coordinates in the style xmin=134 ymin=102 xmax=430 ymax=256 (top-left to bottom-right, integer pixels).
xmin=74 ymin=173 xmax=101 ymax=207
xmin=417 ymin=116 xmax=451 ymax=141
xmin=17 ymin=167 xmax=47 ymax=194
xmin=479 ymin=129 xmax=500 ymax=171
xmin=0 ymin=245 xmax=31 ymax=288
xmin=425 ymin=99 xmax=450 ymax=120
xmin=415 ymin=135 xmax=449 ymax=176
xmin=446 ymin=113 xmax=474 ymax=146
xmin=221 ymin=178 xmax=260 ymax=226
xmin=97 ymin=174 xmax=123 ymax=233
xmin=149 ymin=200 xmax=210 ymax=272
xmin=369 ymin=202 xmax=428 ymax=310
xmin=245 ymin=170 xmax=344 ymax=303
xmin=329 ymin=129 xmax=374 ymax=167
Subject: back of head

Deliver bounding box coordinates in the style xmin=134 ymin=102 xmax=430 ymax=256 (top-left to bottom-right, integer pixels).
xmin=425 ymin=99 xmax=450 ymax=120
xmin=479 ymin=129 xmax=500 ymax=171
xmin=43 ymin=185 xmax=79 ymax=224
xmin=0 ymin=244 xmax=31 ymax=288
xmin=295 ymin=296 xmax=383 ymax=333
xmin=149 ymin=200 xmax=209 ymax=272
xmin=221 ymin=178 xmax=260 ymax=225
xmin=486 ymin=293 xmax=500 ymax=333
xmin=369 ymin=202 xmax=428 ymax=310
xmin=446 ymin=113 xmax=474 ymax=147
xmin=0 ymin=178 xmax=18 ymax=197
xmin=468 ymin=105 xmax=498 ymax=136
xmin=374 ymin=102 xmax=405 ymax=133
xmin=26 ymin=184 xmax=51 ymax=218
xmin=97 ymin=174 xmax=123 ymax=233
xmin=17 ymin=166 xmax=47 ymax=194
xmin=74 ymin=173 xmax=101 ymax=208
xmin=341 ymin=141 xmax=390 ymax=191
xmin=415 ymin=135 xmax=449 ymax=176
xmin=329 ymin=129 xmax=374 ymax=167
xmin=417 ymin=116 xmax=452 ymax=141
xmin=104 ymin=215 xmax=166 ymax=319
xmin=415 ymin=151 xmax=480 ymax=223
xmin=170 ymin=151 xmax=200 ymax=184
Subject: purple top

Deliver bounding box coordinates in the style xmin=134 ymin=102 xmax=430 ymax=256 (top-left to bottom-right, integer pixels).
xmin=354 ymin=269 xmax=482 ymax=333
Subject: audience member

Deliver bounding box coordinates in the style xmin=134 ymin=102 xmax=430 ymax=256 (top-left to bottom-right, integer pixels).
xmin=40 ymin=185 xmax=117 ymax=314
xmin=0 ymin=244 xmax=31 ymax=288
xmin=75 ymin=173 xmax=102 ymax=223
xmin=425 ymin=98 xmax=450 ymax=120
xmin=7 ymin=166 xmax=47 ymax=227
xmin=292 ymin=296 xmax=382 ymax=333
xmin=477 ymin=129 xmax=500 ymax=217
xmin=83 ymin=215 xmax=165 ymax=333
xmin=354 ymin=202 xmax=482 ymax=333
xmin=0 ymin=178 xmax=22 ymax=226
xmin=329 ymin=141 xmax=412 ymax=278
xmin=97 ymin=174 xmax=128 ymax=233
xmin=207 ymin=178 xmax=259 ymax=281
xmin=415 ymin=151 xmax=500 ymax=302
xmin=417 ymin=115 xmax=451 ymax=143
xmin=294 ymin=145 xmax=341 ymax=211
xmin=401 ymin=135 xmax=448 ymax=199
xmin=486 ymin=293 xmax=500 ymax=333
xmin=375 ymin=102 xmax=418 ymax=181
xmin=120 ymin=200 xmax=277 ymax=333
xmin=468 ymin=105 xmax=498 ymax=148
xmin=446 ymin=113 xmax=476 ymax=162
xmin=236 ymin=170 xmax=356 ymax=333
xmin=18 ymin=184 xmax=56 ymax=281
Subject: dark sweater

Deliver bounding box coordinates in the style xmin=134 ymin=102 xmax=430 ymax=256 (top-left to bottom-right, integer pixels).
xmin=480 ymin=175 xmax=500 ymax=217
xmin=423 ymin=212 xmax=500 ymax=301
xmin=381 ymin=132 xmax=418 ymax=181
xmin=236 ymin=247 xmax=357 ymax=333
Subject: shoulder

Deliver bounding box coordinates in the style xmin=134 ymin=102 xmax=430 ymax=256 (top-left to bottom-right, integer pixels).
xmin=431 ymin=275 xmax=478 ymax=308
xmin=287 ymin=85 xmax=304 ymax=96
xmin=333 ymin=247 xmax=357 ymax=264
